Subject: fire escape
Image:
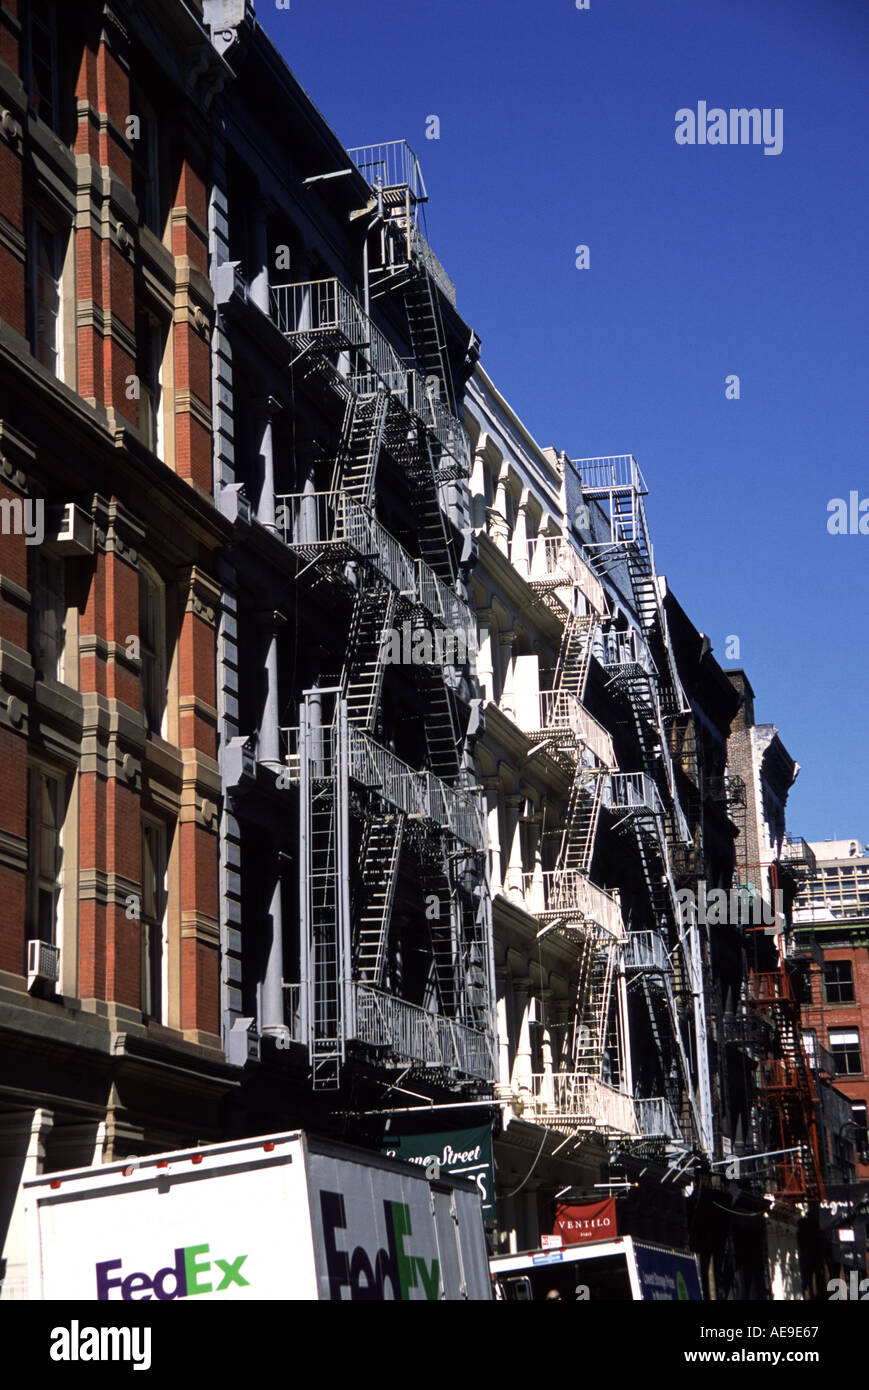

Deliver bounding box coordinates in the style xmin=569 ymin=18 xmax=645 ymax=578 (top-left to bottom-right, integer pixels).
xmin=274 ymin=142 xmax=495 ymax=1092
xmin=576 ymin=456 xmax=712 ymax=1154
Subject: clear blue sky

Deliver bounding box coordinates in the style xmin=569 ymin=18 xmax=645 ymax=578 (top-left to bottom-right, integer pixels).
xmin=257 ymin=0 xmax=869 ymax=843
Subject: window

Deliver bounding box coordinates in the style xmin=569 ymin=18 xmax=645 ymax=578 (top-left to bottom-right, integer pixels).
xmin=139 ymin=564 xmax=167 ymax=736
xmin=27 ymin=766 xmax=65 ymax=943
xmin=129 ymin=93 xmax=164 ymax=236
xmin=23 ymin=0 xmax=58 ymax=131
xmin=135 ymin=312 xmax=165 ymax=455
xmin=829 ymin=1029 xmax=863 ymax=1076
xmin=141 ymin=819 xmax=168 ymax=1021
xmin=26 ymin=213 xmax=63 ymax=376
xmin=29 ymin=548 xmax=65 ymax=681
xmin=824 ymin=959 xmax=856 ymax=1004
xmin=852 ymin=1104 xmax=869 ymax=1162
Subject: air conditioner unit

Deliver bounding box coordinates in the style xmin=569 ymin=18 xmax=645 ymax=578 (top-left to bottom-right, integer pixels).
xmin=27 ymin=938 xmax=60 ymax=989
xmin=44 ymin=503 xmax=94 ymax=556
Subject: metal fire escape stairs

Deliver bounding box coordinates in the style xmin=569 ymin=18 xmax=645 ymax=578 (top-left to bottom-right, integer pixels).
xmin=578 ymin=457 xmax=711 ymax=1152
xmin=285 ymin=145 xmax=491 ymax=1089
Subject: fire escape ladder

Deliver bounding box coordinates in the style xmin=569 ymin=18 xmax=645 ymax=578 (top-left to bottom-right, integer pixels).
xmin=342 ymin=585 xmax=396 ymax=733
xmin=421 ymin=852 xmax=458 ymax=1016
xmin=414 ymin=662 xmax=462 ymax=782
xmin=553 ymin=612 xmax=597 ymax=705
xmin=406 ymin=423 xmax=456 ymax=585
xmin=332 ymin=388 xmax=391 ymax=508
xmin=300 ymin=698 xmax=352 ymax=1093
xmin=355 ymin=812 xmax=405 ymax=987
xmin=556 ymin=766 xmax=605 ymax=878
xmin=402 ymin=263 xmax=455 ymax=412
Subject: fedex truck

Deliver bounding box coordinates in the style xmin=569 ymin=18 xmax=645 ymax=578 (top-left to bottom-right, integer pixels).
xmin=24 ymin=1130 xmax=492 ymax=1301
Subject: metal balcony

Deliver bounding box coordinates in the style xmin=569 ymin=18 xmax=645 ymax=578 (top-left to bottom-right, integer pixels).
xmin=269 ymin=281 xmax=471 ymax=473
xmin=512 ymin=690 xmax=614 ymax=767
xmin=574 ymin=454 xmax=648 ymax=497
xmin=624 ymin=930 xmax=671 ymax=974
xmin=281 ymin=721 xmax=485 ymax=851
xmin=274 ymin=490 xmax=473 ymax=635
xmin=527 ymin=535 xmax=606 ymax=614
xmin=603 ymin=772 xmax=664 ymax=818
xmin=347 ymin=140 xmax=428 ymax=204
xmin=518 ymin=870 xmax=624 ymax=940
xmin=781 ymin=836 xmax=818 ymax=876
xmin=633 ymin=1096 xmax=682 ymax=1142
xmin=270 ymin=278 xmax=369 ymax=353
xmin=354 ymin=984 xmax=494 ymax=1082
xmin=527 ymin=1073 xmax=638 ymax=1136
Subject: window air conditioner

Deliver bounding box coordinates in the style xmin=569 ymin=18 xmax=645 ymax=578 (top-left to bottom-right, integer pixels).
xmin=27 ymin=938 xmax=60 ymax=989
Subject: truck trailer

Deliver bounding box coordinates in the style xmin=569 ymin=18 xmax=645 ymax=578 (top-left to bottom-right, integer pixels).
xmin=490 ymin=1236 xmax=703 ymax=1301
xmin=24 ymin=1130 xmax=492 ymax=1301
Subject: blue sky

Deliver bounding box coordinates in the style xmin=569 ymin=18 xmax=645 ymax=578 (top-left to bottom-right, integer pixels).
xmin=258 ymin=0 xmax=869 ymax=843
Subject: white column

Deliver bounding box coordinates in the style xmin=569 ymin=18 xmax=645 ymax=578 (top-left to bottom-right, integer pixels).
xmin=0 ymin=1109 xmax=53 ymax=1301
xmin=250 ymin=198 xmax=270 ymax=313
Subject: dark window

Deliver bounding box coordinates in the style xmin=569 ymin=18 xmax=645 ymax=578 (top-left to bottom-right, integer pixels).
xmin=824 ymin=959 xmax=855 ymax=1004
xmin=830 ymin=1029 xmax=863 ymax=1076
xmin=27 ymin=765 xmax=65 ymax=942
xmin=25 ymin=211 xmax=64 ymax=375
xmin=138 ymin=565 xmax=167 ymax=736
xmin=135 ymin=312 xmax=165 ymax=454
xmin=23 ymin=0 xmax=58 ymax=131
xmin=141 ymin=819 xmax=167 ymax=1020
xmin=129 ymin=94 xmax=165 ymax=236
xmin=28 ymin=547 xmax=66 ymax=680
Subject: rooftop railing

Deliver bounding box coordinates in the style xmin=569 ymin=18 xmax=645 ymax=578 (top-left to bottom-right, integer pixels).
xmin=573 ymin=454 xmax=648 ymax=496
xmin=347 ymin=140 xmax=428 ymax=202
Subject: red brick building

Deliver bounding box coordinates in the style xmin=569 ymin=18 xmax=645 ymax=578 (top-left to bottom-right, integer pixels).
xmin=0 ymin=0 xmax=232 ymax=1298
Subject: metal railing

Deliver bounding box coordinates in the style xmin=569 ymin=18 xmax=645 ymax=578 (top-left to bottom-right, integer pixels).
xmin=519 ymin=870 xmax=624 ymax=939
xmin=634 ymin=1096 xmax=681 ymax=1141
xmin=536 ymin=691 xmax=614 ymax=766
xmin=528 ymin=535 xmax=606 ymax=614
xmin=574 ymin=454 xmax=648 ymax=496
xmin=347 ymin=140 xmax=427 ymax=202
xmin=781 ymin=836 xmax=818 ymax=875
xmin=528 ymin=1073 xmax=638 ymax=1135
xmin=275 ymin=491 xmax=474 ymax=633
xmin=278 ymin=720 xmax=484 ymax=850
xmin=603 ymin=772 xmax=663 ymax=817
xmin=283 ymin=983 xmax=303 ymax=1042
xmin=348 ymin=728 xmax=485 ymax=849
xmin=354 ymin=984 xmax=494 ymax=1081
xmin=408 ymin=374 xmax=472 ymax=475
xmin=270 ymin=278 xmax=369 ymax=347
xmin=624 ymin=930 xmax=671 ymax=973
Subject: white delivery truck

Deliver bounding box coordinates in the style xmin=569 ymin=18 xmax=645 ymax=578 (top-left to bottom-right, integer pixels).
xmin=490 ymin=1236 xmax=703 ymax=1301
xmin=24 ymin=1130 xmax=492 ymax=1301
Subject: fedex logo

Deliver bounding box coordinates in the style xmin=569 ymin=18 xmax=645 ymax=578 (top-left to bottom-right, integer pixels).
xmin=320 ymin=1192 xmax=441 ymax=1301
xmin=96 ymin=1244 xmax=249 ymax=1300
